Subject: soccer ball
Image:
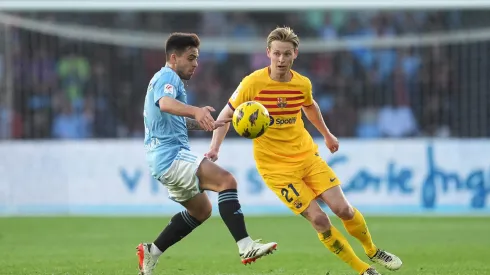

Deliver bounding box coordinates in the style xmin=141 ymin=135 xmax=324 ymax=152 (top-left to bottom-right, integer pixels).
xmin=232 ymin=101 xmax=270 ymax=139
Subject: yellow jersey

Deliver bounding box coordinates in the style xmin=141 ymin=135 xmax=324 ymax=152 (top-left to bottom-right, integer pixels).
xmin=227 ymin=67 xmax=318 ymax=174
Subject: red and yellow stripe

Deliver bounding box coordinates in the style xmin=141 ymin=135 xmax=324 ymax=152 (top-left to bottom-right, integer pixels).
xmin=254 ymin=90 xmax=304 ymax=116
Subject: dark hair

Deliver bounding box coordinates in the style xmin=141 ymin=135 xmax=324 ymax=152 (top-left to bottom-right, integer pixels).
xmin=165 ymin=32 xmax=201 ymax=59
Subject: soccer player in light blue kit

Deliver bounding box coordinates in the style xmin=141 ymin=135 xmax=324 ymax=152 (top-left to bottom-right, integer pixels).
xmin=136 ymin=33 xmax=277 ymax=275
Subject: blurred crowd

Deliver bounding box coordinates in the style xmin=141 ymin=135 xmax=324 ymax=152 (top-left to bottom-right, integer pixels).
xmin=0 ymin=10 xmax=489 ymax=140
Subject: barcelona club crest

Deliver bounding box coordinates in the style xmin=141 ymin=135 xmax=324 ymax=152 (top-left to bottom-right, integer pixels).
xmin=277 ymin=97 xmax=288 ymax=108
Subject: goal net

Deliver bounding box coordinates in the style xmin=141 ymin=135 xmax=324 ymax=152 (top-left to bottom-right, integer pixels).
xmin=0 ymin=10 xmax=489 ymax=139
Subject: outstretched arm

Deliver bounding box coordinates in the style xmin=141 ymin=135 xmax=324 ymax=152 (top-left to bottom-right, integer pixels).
xmin=206 ymin=105 xmax=234 ymax=161
xmin=159 ymin=97 xmax=219 ymax=132
xmin=159 ymin=96 xmax=200 ymax=118
xmin=206 ymin=75 xmax=252 ymax=160
xmin=185 ymin=117 xmax=230 ymax=131
xmin=210 ymin=105 xmax=234 ymax=149
xmin=185 ymin=118 xmax=203 ymax=130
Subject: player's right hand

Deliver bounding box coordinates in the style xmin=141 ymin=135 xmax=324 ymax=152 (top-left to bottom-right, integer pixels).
xmin=195 ymin=106 xmax=216 ymax=131
xmin=204 ymin=148 xmax=219 ymax=162
xmin=213 ymin=118 xmax=232 ymax=130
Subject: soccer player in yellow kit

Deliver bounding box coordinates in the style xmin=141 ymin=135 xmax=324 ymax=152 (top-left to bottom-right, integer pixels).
xmin=206 ymin=27 xmax=403 ymax=275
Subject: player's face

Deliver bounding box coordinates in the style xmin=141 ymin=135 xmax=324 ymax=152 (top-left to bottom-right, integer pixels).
xmin=173 ymin=47 xmax=199 ymax=80
xmin=266 ymin=41 xmax=298 ymax=75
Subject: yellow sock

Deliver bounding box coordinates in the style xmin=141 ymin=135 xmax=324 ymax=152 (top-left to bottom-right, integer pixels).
xmin=318 ymin=225 xmax=371 ymax=274
xmin=342 ymin=208 xmax=377 ymax=257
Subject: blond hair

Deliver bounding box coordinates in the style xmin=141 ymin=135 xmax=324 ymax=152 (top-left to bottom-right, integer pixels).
xmin=267 ymin=27 xmax=299 ymax=49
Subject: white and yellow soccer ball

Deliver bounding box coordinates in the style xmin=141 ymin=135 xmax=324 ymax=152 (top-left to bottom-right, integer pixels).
xmin=232 ymin=101 xmax=270 ymax=139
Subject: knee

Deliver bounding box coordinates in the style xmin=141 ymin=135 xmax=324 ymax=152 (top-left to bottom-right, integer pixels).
xmin=218 ymin=170 xmax=237 ymax=191
xmin=310 ymin=213 xmax=331 ymax=232
xmin=332 ymin=204 xmax=355 ymax=220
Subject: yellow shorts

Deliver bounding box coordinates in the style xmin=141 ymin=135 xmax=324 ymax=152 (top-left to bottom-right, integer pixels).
xmin=261 ymin=153 xmax=341 ymax=215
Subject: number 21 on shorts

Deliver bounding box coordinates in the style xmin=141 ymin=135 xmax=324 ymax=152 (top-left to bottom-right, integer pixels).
xmin=281 ymin=183 xmax=299 ymax=203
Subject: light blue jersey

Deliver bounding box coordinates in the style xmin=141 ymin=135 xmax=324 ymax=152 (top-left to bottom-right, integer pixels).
xmin=144 ymin=66 xmax=190 ymax=178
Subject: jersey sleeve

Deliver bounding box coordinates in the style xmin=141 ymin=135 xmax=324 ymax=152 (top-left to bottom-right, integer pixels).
xmin=227 ymin=75 xmax=254 ymax=111
xmin=153 ymin=73 xmax=179 ymax=107
xmin=303 ymin=78 xmax=314 ymax=107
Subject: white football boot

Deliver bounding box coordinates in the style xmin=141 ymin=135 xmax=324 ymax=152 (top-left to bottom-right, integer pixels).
xmin=362 ymin=267 xmax=382 ymax=275
xmin=369 ymin=249 xmax=403 ymax=271
xmin=240 ymin=239 xmax=277 ymax=265
xmin=136 ymin=243 xmax=158 ymax=275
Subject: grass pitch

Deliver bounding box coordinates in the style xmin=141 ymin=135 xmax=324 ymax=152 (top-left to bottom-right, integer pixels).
xmin=0 ymin=216 xmax=489 ymax=275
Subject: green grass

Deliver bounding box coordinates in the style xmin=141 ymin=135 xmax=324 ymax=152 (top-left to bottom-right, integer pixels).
xmin=0 ymin=216 xmax=489 ymax=275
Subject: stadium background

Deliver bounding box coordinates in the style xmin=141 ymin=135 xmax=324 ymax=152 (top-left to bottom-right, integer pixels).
xmin=0 ymin=1 xmax=489 ymax=274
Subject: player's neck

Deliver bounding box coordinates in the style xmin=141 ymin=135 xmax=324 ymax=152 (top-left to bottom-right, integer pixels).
xmin=165 ymin=62 xmax=176 ymax=71
xmin=268 ymin=67 xmax=292 ymax=82
xmin=165 ymin=63 xmax=183 ymax=80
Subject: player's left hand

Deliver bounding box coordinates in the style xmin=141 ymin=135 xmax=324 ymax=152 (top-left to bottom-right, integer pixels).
xmin=213 ymin=118 xmax=232 ymax=130
xmin=324 ymin=132 xmax=339 ymax=153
